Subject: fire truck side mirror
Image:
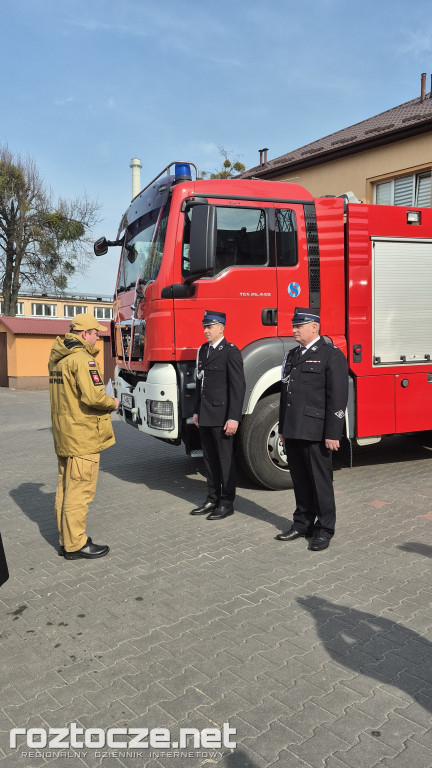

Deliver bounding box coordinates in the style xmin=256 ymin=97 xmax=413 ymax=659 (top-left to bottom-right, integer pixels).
xmin=94 ymin=237 xmax=108 ymax=256
xmin=188 ymin=205 xmax=216 ymax=276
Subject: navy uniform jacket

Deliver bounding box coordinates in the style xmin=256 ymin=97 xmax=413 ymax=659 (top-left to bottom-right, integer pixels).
xmin=278 ymin=337 xmax=348 ymax=441
xmin=194 ymin=339 xmax=246 ymax=427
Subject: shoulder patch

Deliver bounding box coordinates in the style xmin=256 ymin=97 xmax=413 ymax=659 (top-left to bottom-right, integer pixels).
xmin=89 ymin=370 xmax=103 ymax=386
xmin=88 ymin=361 xmax=96 ymax=367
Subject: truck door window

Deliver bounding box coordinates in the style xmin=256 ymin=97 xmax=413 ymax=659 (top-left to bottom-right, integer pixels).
xmin=182 ymin=206 xmax=269 ymax=278
xmin=117 ymin=208 xmax=159 ymax=292
xmin=214 ymin=207 xmax=268 ymax=274
xmin=275 ymin=209 xmax=298 ymax=266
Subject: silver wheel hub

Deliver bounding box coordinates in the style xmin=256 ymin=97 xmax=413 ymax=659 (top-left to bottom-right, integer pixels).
xmin=266 ymin=423 xmax=288 ymax=471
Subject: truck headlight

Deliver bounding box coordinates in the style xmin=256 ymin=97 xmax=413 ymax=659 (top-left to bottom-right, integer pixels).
xmin=146 ymin=400 xmax=174 ymax=430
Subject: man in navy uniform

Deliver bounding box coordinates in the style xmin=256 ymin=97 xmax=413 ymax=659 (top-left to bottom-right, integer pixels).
xmin=277 ymin=307 xmax=348 ymax=551
xmin=191 ymin=310 xmax=246 ymax=520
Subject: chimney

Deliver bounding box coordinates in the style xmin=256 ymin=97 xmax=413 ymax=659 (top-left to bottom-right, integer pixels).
xmin=130 ymin=157 xmax=142 ymax=199
xmin=258 ymin=148 xmax=269 ymax=167
xmin=420 ymin=72 xmax=426 ymax=101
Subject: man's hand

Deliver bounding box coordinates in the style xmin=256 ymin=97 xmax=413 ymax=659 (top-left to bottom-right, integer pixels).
xmin=325 ymin=439 xmax=340 ymax=451
xmin=278 ymin=433 xmax=285 ymax=445
xmin=113 ymin=397 xmax=119 ymax=410
xmin=193 ymin=413 xmax=199 ymax=427
xmin=224 ymin=419 xmax=238 ymax=436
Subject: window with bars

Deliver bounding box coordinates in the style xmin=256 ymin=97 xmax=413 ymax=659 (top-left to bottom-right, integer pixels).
xmin=31 ymin=303 xmax=57 ymax=317
xmin=374 ymin=172 xmax=431 ymax=207
xmin=94 ymin=306 xmax=113 ymax=319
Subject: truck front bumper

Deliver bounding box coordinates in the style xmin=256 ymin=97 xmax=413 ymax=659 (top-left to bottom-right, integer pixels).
xmin=114 ymin=363 xmax=179 ymax=439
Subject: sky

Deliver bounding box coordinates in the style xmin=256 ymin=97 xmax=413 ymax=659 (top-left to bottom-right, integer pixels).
xmin=2 ymin=0 xmax=432 ymax=296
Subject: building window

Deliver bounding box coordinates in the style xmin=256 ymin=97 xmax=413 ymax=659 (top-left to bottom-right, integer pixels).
xmin=64 ymin=305 xmax=87 ymax=317
xmin=94 ymin=306 xmax=113 ymax=319
xmin=374 ymin=172 xmax=431 ymax=207
xmin=0 ymin=301 xmax=24 ymax=315
xmin=31 ymin=303 xmax=57 ymax=317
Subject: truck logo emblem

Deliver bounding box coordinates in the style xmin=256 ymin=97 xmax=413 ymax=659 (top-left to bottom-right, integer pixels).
xmin=288 ymin=282 xmax=301 ymax=298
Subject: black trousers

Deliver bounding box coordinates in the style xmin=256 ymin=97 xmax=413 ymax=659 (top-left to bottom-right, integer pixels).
xmin=284 ymin=439 xmax=335 ymax=538
xmin=199 ymin=426 xmax=236 ymax=507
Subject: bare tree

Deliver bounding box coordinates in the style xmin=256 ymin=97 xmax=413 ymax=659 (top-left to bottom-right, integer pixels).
xmin=0 ymin=145 xmax=101 ymax=316
xmin=200 ymin=146 xmax=246 ymax=179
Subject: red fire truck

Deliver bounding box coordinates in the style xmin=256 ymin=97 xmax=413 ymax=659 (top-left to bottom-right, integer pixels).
xmin=95 ymin=161 xmax=432 ymax=490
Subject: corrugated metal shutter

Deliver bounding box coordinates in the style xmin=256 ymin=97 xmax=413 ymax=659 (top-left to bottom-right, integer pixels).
xmin=394 ymin=176 xmax=414 ymax=206
xmin=373 ymin=239 xmax=432 ymax=363
xmin=416 ymin=173 xmax=431 ymax=207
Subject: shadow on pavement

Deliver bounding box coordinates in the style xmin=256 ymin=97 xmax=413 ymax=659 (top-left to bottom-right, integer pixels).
xmin=397 ymin=542 xmax=432 ymax=558
xmin=298 ymin=595 xmax=432 ymax=711
xmin=101 ymin=422 xmax=290 ymax=533
xmin=9 ymin=482 xmax=58 ymax=552
xmin=223 ymin=749 xmax=261 ymax=767
xmin=345 ymin=432 xmax=432 ymax=468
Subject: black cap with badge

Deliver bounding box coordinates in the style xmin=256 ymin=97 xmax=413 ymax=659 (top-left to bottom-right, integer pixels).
xmin=292 ymin=307 xmax=320 ymax=326
xmin=202 ymin=310 xmax=226 ymax=326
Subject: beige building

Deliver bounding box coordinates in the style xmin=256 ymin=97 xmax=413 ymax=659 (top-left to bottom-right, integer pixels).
xmin=243 ymin=73 xmax=432 ymax=208
xmin=0 ymin=290 xmax=113 ymax=321
xmin=0 ymin=291 xmax=114 ymax=389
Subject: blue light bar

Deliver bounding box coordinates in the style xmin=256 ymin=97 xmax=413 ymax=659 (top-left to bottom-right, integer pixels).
xmin=174 ymin=163 xmax=192 ymax=181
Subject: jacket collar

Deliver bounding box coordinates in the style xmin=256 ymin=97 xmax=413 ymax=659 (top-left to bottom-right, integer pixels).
xmin=200 ymin=338 xmax=227 ymax=366
xmin=296 ymin=336 xmax=325 ymax=363
xmin=64 ymin=333 xmax=99 ymax=358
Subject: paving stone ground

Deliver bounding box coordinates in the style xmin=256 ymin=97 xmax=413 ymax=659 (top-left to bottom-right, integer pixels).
xmin=1 ymin=388 xmax=432 ymax=768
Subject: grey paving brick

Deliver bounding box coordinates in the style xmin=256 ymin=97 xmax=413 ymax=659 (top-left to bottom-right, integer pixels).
xmin=243 ymin=720 xmax=305 ymax=763
xmin=333 ymin=732 xmax=400 ymax=766
xmin=267 ymin=747 xmax=315 ymax=767
xmin=281 ymin=701 xmax=335 ymax=740
xmin=4 ymin=691 xmax=61 ymax=727
xmin=157 ymin=689 xmax=213 ymax=721
xmin=288 ymin=725 xmax=352 ymax=767
xmin=381 ymin=740 xmax=432 ymax=768
xmin=238 ymin=697 xmax=294 ymax=731
xmin=312 ymin=683 xmax=365 ymax=716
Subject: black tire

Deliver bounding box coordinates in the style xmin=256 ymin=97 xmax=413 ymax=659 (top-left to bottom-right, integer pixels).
xmin=239 ymin=393 xmax=293 ymax=490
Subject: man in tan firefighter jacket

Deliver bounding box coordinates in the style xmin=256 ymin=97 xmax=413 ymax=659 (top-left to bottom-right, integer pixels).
xmin=48 ymin=313 xmax=119 ymax=560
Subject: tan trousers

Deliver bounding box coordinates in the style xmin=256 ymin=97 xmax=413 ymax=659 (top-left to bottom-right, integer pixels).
xmin=55 ymin=454 xmax=100 ymax=552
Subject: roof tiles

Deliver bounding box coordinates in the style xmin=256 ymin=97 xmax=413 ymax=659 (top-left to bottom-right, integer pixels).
xmin=244 ymin=91 xmax=432 ymax=177
xmin=0 ymin=317 xmax=111 ymax=336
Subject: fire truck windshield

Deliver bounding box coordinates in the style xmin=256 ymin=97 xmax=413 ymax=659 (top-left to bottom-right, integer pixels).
xmin=117 ymin=207 xmax=160 ymax=292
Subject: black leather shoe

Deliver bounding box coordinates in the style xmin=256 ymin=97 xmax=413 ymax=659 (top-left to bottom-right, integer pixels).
xmin=308 ymin=535 xmax=330 ymax=551
xmin=276 ymin=527 xmax=310 ymax=541
xmin=58 ymin=546 xmax=65 ymax=557
xmin=64 ymin=537 xmax=109 ymax=560
xmin=190 ymin=502 xmax=217 ymax=516
xmin=207 ymin=505 xmax=234 ymax=520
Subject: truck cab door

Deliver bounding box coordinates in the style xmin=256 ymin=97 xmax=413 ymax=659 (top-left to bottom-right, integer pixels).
xmin=174 ymin=202 xmax=279 ymax=354
xmin=273 ymin=204 xmax=312 ymax=336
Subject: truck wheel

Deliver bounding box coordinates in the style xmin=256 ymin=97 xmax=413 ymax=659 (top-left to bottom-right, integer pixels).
xmin=239 ymin=393 xmax=293 ymax=490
